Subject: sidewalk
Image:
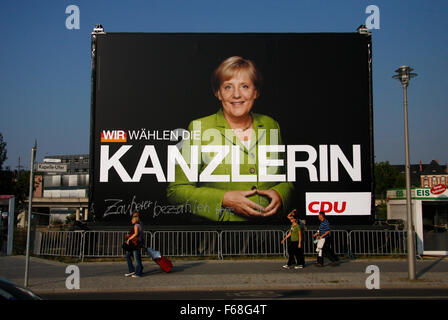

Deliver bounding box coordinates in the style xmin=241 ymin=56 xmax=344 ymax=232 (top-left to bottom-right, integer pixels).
xmin=1 ymin=255 xmax=447 ymax=294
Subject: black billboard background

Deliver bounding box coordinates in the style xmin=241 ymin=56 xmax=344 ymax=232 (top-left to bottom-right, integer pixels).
xmin=90 ymin=33 xmax=374 ymax=227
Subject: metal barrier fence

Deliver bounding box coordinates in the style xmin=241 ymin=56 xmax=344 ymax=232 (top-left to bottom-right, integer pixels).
xmin=36 ymin=231 xmax=84 ymax=257
xmin=220 ymin=230 xmax=286 ymax=258
xmin=34 ymin=229 xmax=408 ymax=259
xmin=82 ymin=231 xmax=154 ymax=260
xmin=82 ymin=231 xmax=127 ymax=259
xmin=349 ymin=230 xmax=407 ymax=256
xmin=301 ymin=230 xmax=350 ymax=256
xmin=82 ymin=231 xmax=150 ymax=259
xmin=152 ymin=231 xmax=220 ymax=258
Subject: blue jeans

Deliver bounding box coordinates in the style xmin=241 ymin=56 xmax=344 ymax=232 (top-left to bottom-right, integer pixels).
xmin=126 ymin=249 xmax=143 ymax=276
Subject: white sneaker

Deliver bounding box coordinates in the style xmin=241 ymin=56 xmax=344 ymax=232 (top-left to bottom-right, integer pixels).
xmin=131 ymin=274 xmax=141 ymax=278
xmin=125 ymin=272 xmax=135 ymax=277
xmin=282 ymin=265 xmax=290 ymax=269
xmin=294 ymin=265 xmax=304 ymax=269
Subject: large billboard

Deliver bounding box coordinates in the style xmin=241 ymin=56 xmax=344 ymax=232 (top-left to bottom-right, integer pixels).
xmin=89 ymin=33 xmax=374 ymax=226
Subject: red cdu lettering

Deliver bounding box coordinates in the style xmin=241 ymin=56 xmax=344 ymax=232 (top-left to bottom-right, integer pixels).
xmin=309 ymin=202 xmax=320 ymax=213
xmin=333 ymin=201 xmax=347 ymax=213
xmin=308 ymin=201 xmax=348 ymax=214
xmin=320 ymin=201 xmax=333 ymax=213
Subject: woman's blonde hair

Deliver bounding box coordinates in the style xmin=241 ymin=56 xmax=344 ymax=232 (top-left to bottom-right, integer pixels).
xmin=211 ymin=56 xmax=262 ymax=98
xmin=132 ymin=216 xmax=140 ymax=224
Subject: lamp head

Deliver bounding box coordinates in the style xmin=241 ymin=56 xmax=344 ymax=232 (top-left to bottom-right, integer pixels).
xmin=393 ymin=66 xmax=417 ymax=86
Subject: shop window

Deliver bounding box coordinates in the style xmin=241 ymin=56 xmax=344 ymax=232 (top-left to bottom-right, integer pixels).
xmin=44 ymin=175 xmax=61 ymax=188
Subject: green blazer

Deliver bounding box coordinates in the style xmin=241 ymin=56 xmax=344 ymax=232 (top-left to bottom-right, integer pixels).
xmin=166 ymin=108 xmax=294 ymax=222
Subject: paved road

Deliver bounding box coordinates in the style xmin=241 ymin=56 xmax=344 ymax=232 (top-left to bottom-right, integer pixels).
xmin=40 ymin=288 xmax=448 ymax=300
xmin=2 ymin=255 xmax=447 ymax=318
xmin=1 ymin=255 xmax=448 ymax=297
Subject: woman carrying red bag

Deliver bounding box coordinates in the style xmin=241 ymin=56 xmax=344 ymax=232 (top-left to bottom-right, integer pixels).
xmin=124 ymin=214 xmax=143 ymax=278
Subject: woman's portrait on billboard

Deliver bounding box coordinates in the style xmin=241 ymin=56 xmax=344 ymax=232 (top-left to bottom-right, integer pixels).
xmin=166 ymin=56 xmax=294 ymax=222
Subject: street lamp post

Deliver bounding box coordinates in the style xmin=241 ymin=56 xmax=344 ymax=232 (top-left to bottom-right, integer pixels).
xmin=24 ymin=141 xmax=37 ymax=287
xmin=393 ymin=66 xmax=417 ymax=280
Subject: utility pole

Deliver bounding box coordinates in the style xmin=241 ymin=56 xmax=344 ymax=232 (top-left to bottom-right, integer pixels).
xmin=17 ymin=156 xmax=24 ymax=172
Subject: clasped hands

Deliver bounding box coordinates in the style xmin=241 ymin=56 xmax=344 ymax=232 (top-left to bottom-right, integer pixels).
xmin=222 ymin=189 xmax=282 ymax=218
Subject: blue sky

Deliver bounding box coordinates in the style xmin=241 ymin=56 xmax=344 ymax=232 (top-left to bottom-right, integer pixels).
xmin=0 ymin=0 xmax=447 ymax=169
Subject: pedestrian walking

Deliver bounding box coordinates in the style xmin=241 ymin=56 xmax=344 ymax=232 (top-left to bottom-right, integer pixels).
xmin=288 ymin=209 xmax=307 ymax=235
xmin=313 ymin=211 xmax=339 ymax=267
xmin=131 ymin=212 xmax=145 ymax=273
xmin=281 ymin=210 xmax=305 ymax=269
xmin=125 ymin=214 xmax=144 ymax=277
xmin=132 ymin=212 xmax=144 ymax=245
xmin=288 ymin=209 xmax=307 ymax=255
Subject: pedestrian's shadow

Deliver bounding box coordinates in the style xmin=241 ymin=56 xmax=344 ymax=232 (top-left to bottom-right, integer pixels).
xmin=307 ymin=259 xmax=347 ymax=267
xmin=416 ymin=257 xmax=446 ymax=279
xmin=143 ymin=261 xmax=206 ymax=275
xmin=140 ymin=269 xmax=161 ymax=277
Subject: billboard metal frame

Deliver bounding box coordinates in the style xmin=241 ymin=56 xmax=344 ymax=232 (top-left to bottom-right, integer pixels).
xmin=88 ymin=26 xmax=375 ymax=229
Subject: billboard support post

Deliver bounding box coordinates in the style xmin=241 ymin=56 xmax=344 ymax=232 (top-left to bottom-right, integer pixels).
xmin=393 ymin=66 xmax=417 ymax=280
xmin=24 ymin=141 xmax=37 ymax=288
xmin=88 ymin=25 xmax=104 ymax=224
xmin=357 ymin=25 xmax=375 ymax=224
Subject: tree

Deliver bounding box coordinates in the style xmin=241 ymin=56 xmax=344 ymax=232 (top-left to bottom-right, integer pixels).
xmin=0 ymin=133 xmax=12 ymax=195
xmin=13 ymin=170 xmax=31 ymax=211
xmin=0 ymin=170 xmax=13 ymax=195
xmin=374 ymin=161 xmax=405 ymax=200
xmin=0 ymin=133 xmax=6 ymax=170
xmin=0 ymin=133 xmax=31 ymax=210
xmin=374 ymin=161 xmax=406 ymax=220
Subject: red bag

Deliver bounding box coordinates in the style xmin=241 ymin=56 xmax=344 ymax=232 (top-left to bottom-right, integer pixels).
xmin=126 ymin=226 xmax=140 ymax=247
xmin=154 ymin=256 xmax=172 ymax=272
